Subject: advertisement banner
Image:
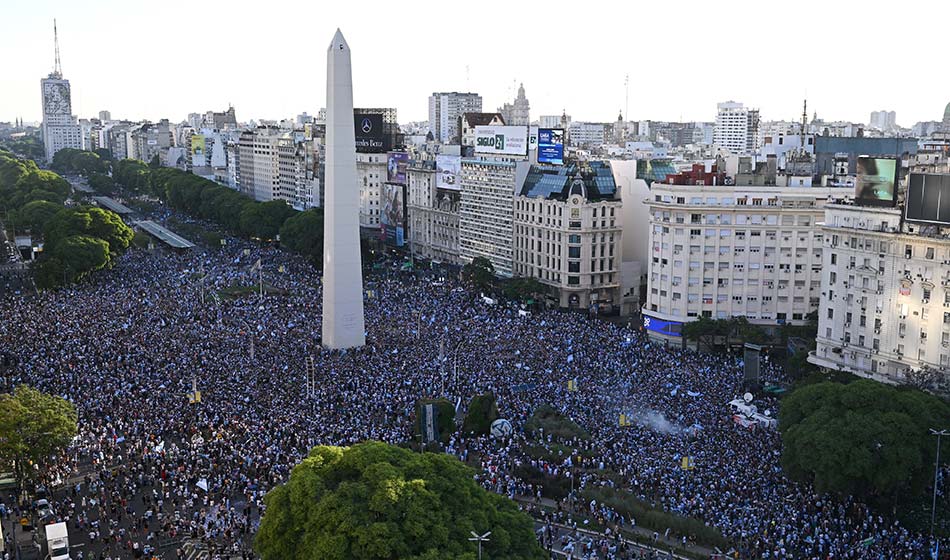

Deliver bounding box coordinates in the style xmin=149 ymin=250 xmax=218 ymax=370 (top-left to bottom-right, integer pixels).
xmin=387 ymin=152 xmax=409 ymax=185
xmin=906 ymin=173 xmax=950 ymax=225
xmin=474 ymin=125 xmax=528 ymax=156
xmin=642 ymin=314 xmax=682 ymax=337
xmin=381 ymin=183 xmax=406 ymax=247
xmin=191 ymin=135 xmax=206 ymax=159
xmin=537 ymin=128 xmax=565 ymax=165
xmin=854 ymin=156 xmax=898 ymax=207
xmin=436 ymin=155 xmax=461 ymax=190
xmin=354 ymin=113 xmax=385 ymax=153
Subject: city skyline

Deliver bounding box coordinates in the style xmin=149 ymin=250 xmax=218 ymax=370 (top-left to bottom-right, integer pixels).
xmin=2 ymin=0 xmax=950 ymax=127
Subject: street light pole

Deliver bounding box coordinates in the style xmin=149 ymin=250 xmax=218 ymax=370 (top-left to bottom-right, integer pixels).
xmin=468 ymin=531 xmax=490 ymax=560
xmin=930 ymin=428 xmax=949 ymax=540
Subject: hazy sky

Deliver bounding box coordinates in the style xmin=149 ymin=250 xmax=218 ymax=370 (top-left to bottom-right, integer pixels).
xmin=3 ymin=0 xmax=949 ymax=127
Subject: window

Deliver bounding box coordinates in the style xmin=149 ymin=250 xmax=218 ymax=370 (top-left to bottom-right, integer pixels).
xmin=568 ymin=262 xmax=580 ymax=273
xmin=568 ymin=247 xmax=581 ymax=258
xmin=567 ymin=276 xmax=579 ymax=285
xmin=568 ymin=234 xmax=581 ymax=244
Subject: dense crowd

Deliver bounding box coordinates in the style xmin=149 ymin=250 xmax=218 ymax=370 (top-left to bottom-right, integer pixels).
xmin=0 ymin=214 xmax=943 ymax=559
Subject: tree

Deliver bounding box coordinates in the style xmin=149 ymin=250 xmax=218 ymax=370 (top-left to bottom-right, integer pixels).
xmin=255 ymin=441 xmax=545 ymax=560
xmin=87 ymin=173 xmax=115 ymax=194
xmin=462 ymin=393 xmax=499 ymax=436
xmin=0 ymin=385 xmax=78 ymax=498
xmin=279 ymin=209 xmax=324 ymax=265
xmin=84 ymin=207 xmax=134 ymax=255
xmin=113 ymin=159 xmax=150 ymax=193
xmin=502 ymin=276 xmax=545 ymax=303
xmin=17 ymin=200 xmax=61 ymax=233
xmin=52 ymin=235 xmax=111 ymax=280
xmin=461 ymin=256 xmax=495 ymax=293
xmin=780 ymin=379 xmax=950 ymax=499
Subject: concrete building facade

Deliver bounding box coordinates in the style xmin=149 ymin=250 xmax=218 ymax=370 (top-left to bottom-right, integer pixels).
xmin=810 ymin=204 xmax=950 ymax=384
xmin=459 ymin=159 xmax=529 ymax=277
xmin=407 ymin=161 xmax=461 ymax=264
xmin=357 ymin=152 xmax=386 ymax=228
xmin=428 ymin=92 xmax=482 ymax=144
xmin=642 ymin=184 xmax=851 ymax=342
xmin=713 ymin=101 xmax=759 ymax=155
xmin=40 ymin=75 xmax=82 ymax=162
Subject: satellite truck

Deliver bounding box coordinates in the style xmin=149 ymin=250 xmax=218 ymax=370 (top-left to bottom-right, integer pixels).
xmin=45 ymin=521 xmax=70 ymax=560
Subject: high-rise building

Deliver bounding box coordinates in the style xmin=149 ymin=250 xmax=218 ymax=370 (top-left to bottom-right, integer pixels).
xmin=356 ymin=152 xmax=386 ymax=228
xmin=236 ymin=127 xmax=282 ymax=201
xmin=128 ymin=120 xmax=174 ymax=164
xmin=407 ymin=159 xmax=461 ymax=264
xmin=428 ymin=92 xmax=482 ymax=144
xmin=98 ymin=110 xmax=111 ymax=122
xmin=40 ymin=21 xmax=82 ymax=162
xmin=458 ymin=158 xmax=530 ymax=276
xmin=498 ymin=83 xmax=530 ymax=126
xmin=641 ymin=183 xmax=850 ymax=343
xmin=567 ymin=122 xmax=606 ymax=148
xmin=713 ymin=101 xmax=759 ymax=155
xmin=810 ymin=200 xmax=950 ymax=383
xmin=513 ymin=162 xmax=622 ymax=310
xmin=869 ymin=110 xmax=897 ymax=131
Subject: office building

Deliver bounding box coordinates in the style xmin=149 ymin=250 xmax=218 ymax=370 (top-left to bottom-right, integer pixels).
xmin=278 ymin=135 xmax=320 ymax=210
xmin=408 ymin=160 xmax=461 ymax=264
xmin=869 ymin=110 xmax=897 ymax=131
xmin=236 ymin=127 xmax=282 ymax=201
xmin=129 ymin=120 xmax=174 ymax=163
xmin=459 ymin=158 xmax=530 ymax=276
xmin=567 ymin=122 xmax=606 ymax=148
xmin=40 ymin=23 xmax=82 ymax=162
xmin=357 ymin=152 xmax=386 ymax=228
xmin=428 ymin=92 xmax=482 ymax=144
xmin=498 ymin=83 xmax=530 ymax=126
xmin=713 ymin=101 xmax=759 ymax=155
xmin=98 ymin=110 xmax=111 ymax=122
xmin=641 ymin=183 xmax=850 ymax=342
xmin=513 ymin=162 xmax=622 ymax=310
xmin=810 ymin=195 xmax=950 ymax=384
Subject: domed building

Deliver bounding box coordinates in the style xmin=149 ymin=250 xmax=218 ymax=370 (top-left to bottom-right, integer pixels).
xmin=944 ymin=101 xmax=950 ymax=127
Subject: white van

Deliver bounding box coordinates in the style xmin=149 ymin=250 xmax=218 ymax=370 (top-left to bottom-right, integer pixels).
xmin=45 ymin=521 xmax=69 ymax=560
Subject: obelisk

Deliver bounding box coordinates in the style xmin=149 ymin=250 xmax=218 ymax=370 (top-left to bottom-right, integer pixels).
xmin=321 ymin=29 xmax=365 ymax=349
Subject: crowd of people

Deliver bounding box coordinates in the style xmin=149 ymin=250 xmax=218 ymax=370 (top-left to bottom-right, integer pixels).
xmin=0 ymin=210 xmax=944 ymax=559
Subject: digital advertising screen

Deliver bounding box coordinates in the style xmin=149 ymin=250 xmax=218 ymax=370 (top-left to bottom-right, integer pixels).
xmin=906 ymin=173 xmax=950 ymax=225
xmin=436 ymin=155 xmax=461 ymax=190
xmin=642 ymin=314 xmax=682 ymax=337
xmin=381 ymin=183 xmax=406 ymax=247
xmin=854 ymin=156 xmax=898 ymax=207
xmin=387 ymin=152 xmax=409 ymax=185
xmin=474 ymin=125 xmax=528 ymax=156
xmin=537 ymin=128 xmax=565 ymax=165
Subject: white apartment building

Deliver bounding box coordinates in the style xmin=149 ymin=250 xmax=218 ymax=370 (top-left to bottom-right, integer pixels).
xmin=237 ymin=128 xmax=282 ymax=201
xmin=408 ymin=161 xmax=461 ymax=264
xmin=428 ymin=92 xmax=482 ymax=144
xmin=40 ymin=74 xmax=82 ymax=162
xmin=810 ymin=204 xmax=950 ymax=383
xmin=357 ymin=152 xmax=386 ymax=228
xmin=567 ymin=122 xmax=606 ymax=148
xmin=459 ymin=158 xmax=530 ymax=276
xmin=714 ymin=101 xmax=759 ymax=155
xmin=278 ymin=136 xmax=320 ymax=210
xmin=513 ymin=162 xmax=622 ymax=310
xmin=642 ymin=184 xmax=851 ymax=342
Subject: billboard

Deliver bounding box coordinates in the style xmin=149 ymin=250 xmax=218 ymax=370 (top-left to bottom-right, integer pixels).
xmin=381 ymin=183 xmax=406 ymax=247
xmin=436 ymin=155 xmax=461 ymax=190
xmin=906 ymin=173 xmax=950 ymax=225
xmin=474 ymin=125 xmax=528 ymax=156
xmin=387 ymin=152 xmax=408 ymax=185
xmin=537 ymin=128 xmax=565 ymax=165
xmin=854 ymin=156 xmax=898 ymax=207
xmin=642 ymin=314 xmax=682 ymax=337
xmin=191 ymin=135 xmax=206 ymax=158
xmin=354 ymin=113 xmax=385 ymax=153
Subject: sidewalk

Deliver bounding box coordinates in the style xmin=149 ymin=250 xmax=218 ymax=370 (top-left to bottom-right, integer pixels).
xmin=515 ymin=494 xmax=722 ymax=559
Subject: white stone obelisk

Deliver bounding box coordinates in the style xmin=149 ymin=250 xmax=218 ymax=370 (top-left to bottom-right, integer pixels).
xmin=321 ymin=29 xmax=365 ymax=349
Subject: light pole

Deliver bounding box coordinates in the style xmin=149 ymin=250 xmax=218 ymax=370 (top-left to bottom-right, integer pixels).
xmin=453 ymin=340 xmax=467 ymax=390
xmin=930 ymin=428 xmax=949 ymax=540
xmin=468 ymin=531 xmax=490 ymax=560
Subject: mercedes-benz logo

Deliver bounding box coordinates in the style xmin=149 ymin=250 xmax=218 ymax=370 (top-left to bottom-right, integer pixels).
xmin=361 ymin=118 xmax=372 ymax=134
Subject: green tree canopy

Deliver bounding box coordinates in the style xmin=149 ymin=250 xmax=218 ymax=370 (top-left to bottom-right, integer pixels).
xmin=0 ymin=385 xmax=78 ymax=496
xmin=780 ymin=379 xmax=950 ymax=498
xmin=279 ymin=209 xmax=324 ymax=265
xmin=52 ymin=235 xmax=111 ymax=280
xmin=87 ymin=173 xmax=115 ymax=194
xmin=462 ymin=392 xmax=499 ymax=436
xmin=462 ymin=256 xmax=495 ymax=293
xmin=255 ymin=442 xmax=544 ymax=560
xmin=113 ymin=159 xmax=151 ymax=193
xmin=44 ymin=207 xmax=133 ymax=257
xmin=17 ymin=200 xmax=62 ymax=233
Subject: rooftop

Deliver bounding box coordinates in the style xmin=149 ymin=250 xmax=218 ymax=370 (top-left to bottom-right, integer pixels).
xmin=134 ymin=220 xmax=196 ymax=249
xmin=92 ymin=196 xmax=134 ymax=215
xmin=520 ymin=161 xmax=616 ymax=201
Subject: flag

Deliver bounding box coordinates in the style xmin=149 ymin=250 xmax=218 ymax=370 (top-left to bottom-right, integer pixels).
xmin=220 ymin=239 xmax=227 ymax=246
xmin=619 ymin=414 xmax=629 ymax=427
xmin=278 ymin=265 xmax=285 ymax=273
xmin=243 ymin=248 xmax=251 ymax=256
xmin=188 ymin=391 xmax=202 ymax=404
xmin=567 ymin=379 xmax=578 ymax=392
xmin=250 ymin=259 xmax=262 ymax=273
xmin=196 ymin=479 xmax=209 ymax=492
xmin=681 ymin=456 xmax=695 ymax=470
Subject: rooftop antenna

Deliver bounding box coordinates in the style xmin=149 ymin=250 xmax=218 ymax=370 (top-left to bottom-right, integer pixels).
xmin=53 ymin=19 xmax=62 ymax=78
xmin=624 ymin=74 xmax=629 ymax=122
xmin=801 ymin=98 xmax=808 ymax=137
xmin=465 ymin=65 xmax=470 ymax=89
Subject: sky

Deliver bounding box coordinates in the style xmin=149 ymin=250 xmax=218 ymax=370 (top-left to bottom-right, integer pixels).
xmin=2 ymin=0 xmax=949 ymax=127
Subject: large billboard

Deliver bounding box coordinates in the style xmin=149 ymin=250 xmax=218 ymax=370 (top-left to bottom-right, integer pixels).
xmin=537 ymin=128 xmax=565 ymax=165
xmin=643 ymin=314 xmax=682 ymax=337
xmin=436 ymin=155 xmax=461 ymax=190
xmin=354 ymin=113 xmax=385 ymax=153
xmin=387 ymin=152 xmax=408 ymax=185
xmin=381 ymin=183 xmax=406 ymax=247
xmin=474 ymin=125 xmax=528 ymax=156
xmin=191 ymin=135 xmax=206 ymax=166
xmin=854 ymin=156 xmax=898 ymax=207
xmin=906 ymin=173 xmax=950 ymax=225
